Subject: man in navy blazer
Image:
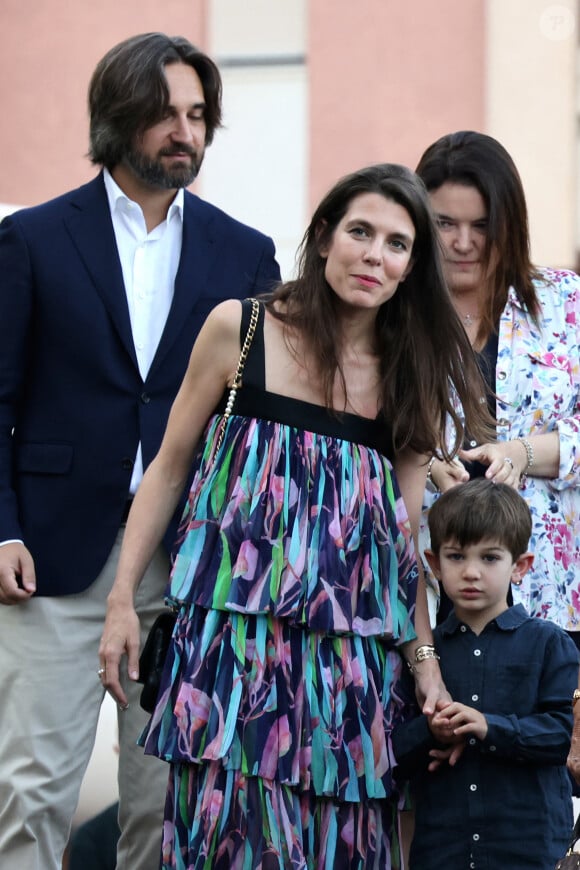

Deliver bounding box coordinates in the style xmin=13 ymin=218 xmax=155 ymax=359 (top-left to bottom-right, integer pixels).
xmin=0 ymin=33 xmax=280 ymax=870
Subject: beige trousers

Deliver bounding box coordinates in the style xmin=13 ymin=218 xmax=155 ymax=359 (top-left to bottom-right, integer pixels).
xmin=0 ymin=529 xmax=171 ymax=870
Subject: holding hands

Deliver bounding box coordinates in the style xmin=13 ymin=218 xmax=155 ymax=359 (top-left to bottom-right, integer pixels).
xmin=424 ymin=699 xmax=487 ymax=773
xmin=429 ymin=700 xmax=488 ymax=742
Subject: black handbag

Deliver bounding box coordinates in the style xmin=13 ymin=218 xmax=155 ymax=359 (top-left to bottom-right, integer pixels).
xmin=136 ymin=299 xmax=260 ymax=713
xmin=555 ymin=813 xmax=580 ymax=869
xmin=138 ymin=610 xmax=177 ymax=713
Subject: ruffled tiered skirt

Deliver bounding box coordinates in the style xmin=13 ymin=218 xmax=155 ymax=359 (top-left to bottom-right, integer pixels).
xmin=141 ymin=413 xmax=419 ymax=869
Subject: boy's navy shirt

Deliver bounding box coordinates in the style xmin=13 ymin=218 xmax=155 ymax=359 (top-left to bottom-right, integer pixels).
xmin=393 ymin=604 xmax=579 ymax=869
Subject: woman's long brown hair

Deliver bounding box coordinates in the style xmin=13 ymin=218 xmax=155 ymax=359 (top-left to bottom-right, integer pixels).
xmin=264 ymin=163 xmax=493 ymax=458
xmin=416 ymin=130 xmax=542 ymax=346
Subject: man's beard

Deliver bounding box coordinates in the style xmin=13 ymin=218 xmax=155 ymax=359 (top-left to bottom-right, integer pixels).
xmin=124 ymin=143 xmax=204 ymax=190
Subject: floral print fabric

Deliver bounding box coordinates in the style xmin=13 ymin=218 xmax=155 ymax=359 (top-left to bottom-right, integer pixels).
xmin=142 ymin=406 xmax=418 ymax=868
xmin=422 ymin=269 xmax=580 ymax=629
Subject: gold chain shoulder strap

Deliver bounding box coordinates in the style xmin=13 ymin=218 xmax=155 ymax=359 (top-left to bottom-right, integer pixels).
xmin=213 ymin=297 xmax=260 ymax=458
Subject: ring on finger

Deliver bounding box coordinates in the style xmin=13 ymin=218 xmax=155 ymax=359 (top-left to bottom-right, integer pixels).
xmin=97 ymin=667 xmax=106 ymax=677
xmin=503 ymin=457 xmax=514 ymax=469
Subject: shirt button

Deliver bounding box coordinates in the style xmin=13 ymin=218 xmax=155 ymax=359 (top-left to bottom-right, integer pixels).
xmin=470 ymin=784 xmax=477 ymax=791
xmin=469 ymin=738 xmax=476 ymax=746
xmin=470 ymin=863 xmax=475 ymax=869
xmin=141 ymin=392 xmax=151 ymax=404
xmin=473 ymin=833 xmax=480 ymax=841
xmin=489 ymin=745 xmax=496 ymax=752
xmin=460 ymin=625 xmax=467 ymax=632
xmin=469 ymin=439 xmax=477 ymax=447
xmin=473 ymin=649 xmax=481 ymax=656
xmin=497 ymin=371 xmax=506 ymax=380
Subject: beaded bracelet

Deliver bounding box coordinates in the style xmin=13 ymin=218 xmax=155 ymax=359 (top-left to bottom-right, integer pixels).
xmin=517 ymin=437 xmax=534 ymax=473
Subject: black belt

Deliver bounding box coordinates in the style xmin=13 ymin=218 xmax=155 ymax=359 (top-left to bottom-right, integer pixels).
xmin=121 ymin=499 xmax=133 ymax=524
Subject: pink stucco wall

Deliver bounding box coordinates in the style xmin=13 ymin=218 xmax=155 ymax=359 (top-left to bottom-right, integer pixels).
xmin=2 ymin=1 xmax=487 ymax=215
xmin=308 ymin=0 xmax=486 ymax=208
xmin=0 ymin=0 xmax=208 ymax=207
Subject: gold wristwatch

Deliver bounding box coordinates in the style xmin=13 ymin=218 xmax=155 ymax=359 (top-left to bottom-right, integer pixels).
xmin=573 ymin=690 xmax=580 ymax=707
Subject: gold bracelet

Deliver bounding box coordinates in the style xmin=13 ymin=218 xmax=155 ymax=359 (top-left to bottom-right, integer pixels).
xmin=414 ymin=644 xmax=440 ymax=662
xmin=407 ymin=644 xmax=440 ymax=672
xmin=426 ymin=456 xmax=439 ymax=491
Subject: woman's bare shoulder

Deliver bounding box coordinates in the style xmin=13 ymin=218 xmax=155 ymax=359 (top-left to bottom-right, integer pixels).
xmin=202 ymin=299 xmax=244 ymax=338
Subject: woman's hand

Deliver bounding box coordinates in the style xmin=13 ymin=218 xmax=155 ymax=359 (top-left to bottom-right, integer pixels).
xmin=459 ymin=439 xmax=528 ymax=488
xmin=430 ymin=457 xmax=469 ymax=493
xmin=411 ymin=658 xmax=452 ymax=717
xmin=98 ymin=595 xmax=141 ymax=709
xmin=567 ymin=699 xmax=580 ymax=784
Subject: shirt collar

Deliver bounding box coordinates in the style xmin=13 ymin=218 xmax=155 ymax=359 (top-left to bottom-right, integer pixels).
xmin=103 ymin=168 xmax=184 ymax=223
xmin=438 ymin=603 xmax=530 ymax=636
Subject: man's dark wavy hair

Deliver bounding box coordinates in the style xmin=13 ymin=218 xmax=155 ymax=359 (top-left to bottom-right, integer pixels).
xmin=88 ymin=32 xmax=222 ymax=168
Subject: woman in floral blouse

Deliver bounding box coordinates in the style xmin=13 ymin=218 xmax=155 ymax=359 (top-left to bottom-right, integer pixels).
xmin=416 ymin=131 xmax=580 ymax=645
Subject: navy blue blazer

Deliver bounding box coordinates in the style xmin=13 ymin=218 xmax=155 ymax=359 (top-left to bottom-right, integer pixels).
xmin=0 ymin=173 xmax=280 ymax=595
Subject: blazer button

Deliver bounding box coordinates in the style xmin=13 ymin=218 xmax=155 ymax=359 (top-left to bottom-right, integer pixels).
xmin=121 ymin=457 xmax=134 ymax=470
xmin=140 ymin=392 xmax=151 ymax=404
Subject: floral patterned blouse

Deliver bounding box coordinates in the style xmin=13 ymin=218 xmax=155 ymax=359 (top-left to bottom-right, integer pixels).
xmin=421 ymin=268 xmax=580 ymax=630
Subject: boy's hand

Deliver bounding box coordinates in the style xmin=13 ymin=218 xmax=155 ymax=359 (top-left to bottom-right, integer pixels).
xmin=431 ymin=701 xmax=488 ymax=741
xmin=427 ymin=701 xmax=456 ymax=743
xmin=424 ymin=700 xmax=466 ymax=772
xmin=427 ymin=742 xmax=466 ymax=772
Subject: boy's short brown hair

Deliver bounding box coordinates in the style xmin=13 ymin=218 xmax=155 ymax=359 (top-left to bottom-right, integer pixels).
xmin=428 ymin=479 xmax=532 ymax=558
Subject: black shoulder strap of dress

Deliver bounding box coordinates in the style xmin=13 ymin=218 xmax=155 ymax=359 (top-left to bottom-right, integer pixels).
xmin=239 ymin=298 xmax=265 ymax=389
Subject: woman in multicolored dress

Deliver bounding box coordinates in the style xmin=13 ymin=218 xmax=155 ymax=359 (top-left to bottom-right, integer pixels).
xmin=99 ymin=163 xmax=491 ymax=869
xmin=417 ymin=132 xmax=580 ymax=636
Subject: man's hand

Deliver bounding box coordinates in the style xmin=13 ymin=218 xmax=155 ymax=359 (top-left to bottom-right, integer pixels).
xmin=0 ymin=542 xmax=36 ymax=604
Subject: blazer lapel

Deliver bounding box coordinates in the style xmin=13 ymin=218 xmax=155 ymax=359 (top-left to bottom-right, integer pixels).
xmin=63 ymin=174 xmax=138 ymax=367
xmin=148 ymin=192 xmax=217 ymax=375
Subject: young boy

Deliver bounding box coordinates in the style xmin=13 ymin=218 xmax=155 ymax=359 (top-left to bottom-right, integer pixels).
xmin=393 ymin=479 xmax=579 ymax=869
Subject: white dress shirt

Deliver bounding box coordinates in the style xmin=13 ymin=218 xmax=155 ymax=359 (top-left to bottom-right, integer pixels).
xmin=103 ymin=169 xmax=184 ymax=493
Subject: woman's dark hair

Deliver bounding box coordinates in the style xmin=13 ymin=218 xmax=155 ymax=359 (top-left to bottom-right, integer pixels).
xmin=265 ymin=163 xmax=493 ymax=457
xmin=428 ymin=479 xmax=532 ymax=559
xmin=416 ymin=131 xmax=542 ymax=338
xmin=88 ymin=32 xmax=223 ymax=168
